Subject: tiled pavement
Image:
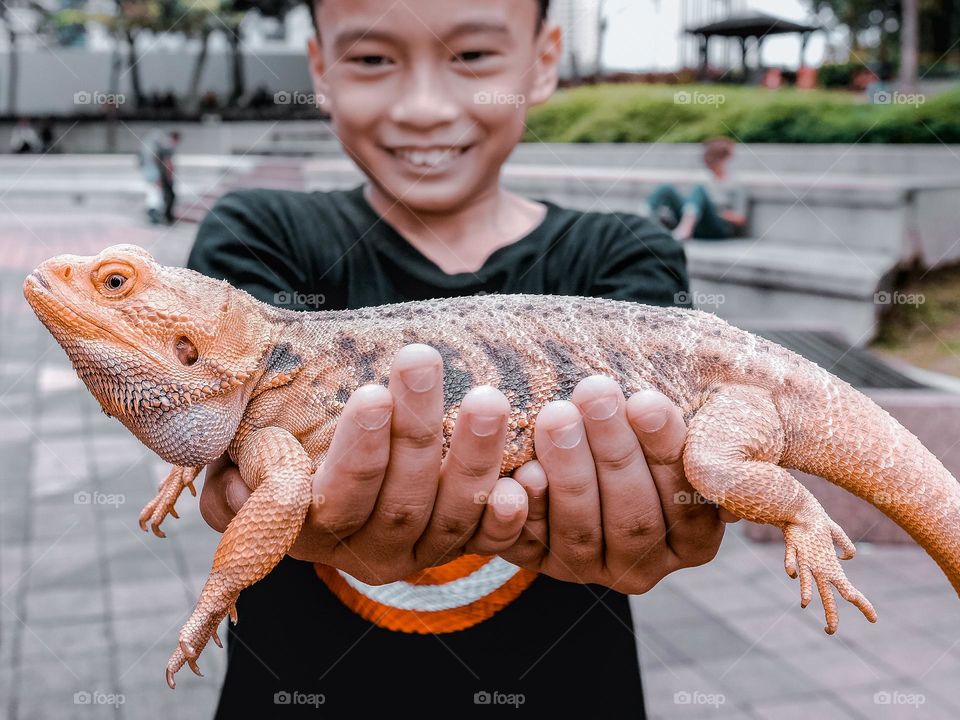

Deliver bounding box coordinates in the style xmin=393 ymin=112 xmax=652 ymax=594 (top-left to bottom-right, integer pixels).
xmin=2 ymin=208 xmax=960 ymax=719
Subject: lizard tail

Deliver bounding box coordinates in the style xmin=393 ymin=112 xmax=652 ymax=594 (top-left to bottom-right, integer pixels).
xmin=786 ymin=375 xmax=960 ymax=597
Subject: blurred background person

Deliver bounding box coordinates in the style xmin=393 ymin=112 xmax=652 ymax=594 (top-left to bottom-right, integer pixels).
xmin=644 ymin=137 xmax=748 ymax=241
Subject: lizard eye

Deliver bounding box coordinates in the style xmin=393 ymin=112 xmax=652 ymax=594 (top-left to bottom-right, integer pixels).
xmin=94 ymin=261 xmax=136 ymax=297
xmin=175 ymin=336 xmax=198 ymax=366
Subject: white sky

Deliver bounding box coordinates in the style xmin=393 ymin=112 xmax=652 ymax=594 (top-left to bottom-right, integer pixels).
xmin=602 ymin=0 xmax=830 ymax=71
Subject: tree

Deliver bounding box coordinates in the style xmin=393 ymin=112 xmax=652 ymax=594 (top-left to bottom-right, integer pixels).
xmin=900 ymin=0 xmax=918 ymax=91
xmin=1 ymin=1 xmax=55 ymax=116
xmin=806 ymin=0 xmax=957 ymax=78
xmin=225 ymin=0 xmax=300 ymax=107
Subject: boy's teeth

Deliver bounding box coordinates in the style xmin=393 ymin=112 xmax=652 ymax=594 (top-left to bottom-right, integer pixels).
xmin=396 ymin=147 xmax=464 ymax=167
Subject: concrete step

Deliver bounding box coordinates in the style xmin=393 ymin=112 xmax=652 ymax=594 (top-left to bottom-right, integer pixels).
xmin=300 ymin=158 xmax=960 ymax=267
xmin=509 ymin=142 xmax=960 ymax=177
xmin=685 ymin=240 xmax=897 ymax=345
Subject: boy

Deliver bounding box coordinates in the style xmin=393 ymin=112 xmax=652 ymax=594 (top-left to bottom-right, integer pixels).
xmin=189 ymin=1 xmax=734 ymax=715
xmin=645 ymin=137 xmax=748 ymax=241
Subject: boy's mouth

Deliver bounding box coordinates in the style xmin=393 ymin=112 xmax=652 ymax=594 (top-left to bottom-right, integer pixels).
xmin=385 ymin=144 xmax=473 ymax=174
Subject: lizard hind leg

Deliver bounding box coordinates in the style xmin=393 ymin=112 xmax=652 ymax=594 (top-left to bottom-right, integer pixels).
xmin=684 ymin=385 xmax=877 ymax=634
xmin=165 ymin=428 xmax=313 ymax=688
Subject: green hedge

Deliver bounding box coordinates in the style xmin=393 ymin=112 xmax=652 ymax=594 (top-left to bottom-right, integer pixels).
xmin=523 ymin=84 xmax=960 ymax=144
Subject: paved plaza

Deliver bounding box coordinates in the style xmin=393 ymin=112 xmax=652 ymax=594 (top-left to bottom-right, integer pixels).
xmin=1 ymin=207 xmax=960 ymax=718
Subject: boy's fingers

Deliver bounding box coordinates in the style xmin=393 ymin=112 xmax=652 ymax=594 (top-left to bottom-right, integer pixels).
xmin=416 ymin=386 xmax=510 ymax=563
xmin=198 ymin=458 xmax=243 ymax=534
xmin=465 ymin=477 xmax=528 ymax=555
xmin=499 ymin=460 xmax=549 ymax=568
xmin=514 ymin=459 xmax=547 ymax=523
xmin=626 ymin=390 xmax=724 ymax=566
xmin=310 ymin=384 xmax=394 ymax=537
xmin=534 ymin=400 xmax=603 ymax=577
xmin=571 ymin=376 xmax=666 ymax=567
xmin=351 ymin=344 xmax=444 ymax=557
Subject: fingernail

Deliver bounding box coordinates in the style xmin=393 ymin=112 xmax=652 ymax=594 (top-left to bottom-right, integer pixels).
xmin=583 ymin=394 xmax=618 ymax=421
xmin=548 ymin=420 xmax=583 ymax=449
xmin=400 ymin=365 xmax=438 ymax=392
xmin=493 ymin=497 xmax=522 ymax=521
xmin=356 ymin=406 xmax=391 ymax=430
xmin=470 ymin=413 xmax=503 ymax=437
xmin=635 ymin=409 xmax=667 ymax=433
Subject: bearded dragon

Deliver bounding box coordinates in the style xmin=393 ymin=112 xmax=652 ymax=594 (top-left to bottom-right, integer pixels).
xmin=23 ymin=244 xmax=960 ymax=688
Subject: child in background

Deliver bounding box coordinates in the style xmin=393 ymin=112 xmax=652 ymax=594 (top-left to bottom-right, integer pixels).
xmin=645 ymin=137 xmax=748 ymax=241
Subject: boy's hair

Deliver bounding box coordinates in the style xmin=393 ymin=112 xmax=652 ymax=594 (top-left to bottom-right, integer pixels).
xmin=703 ymin=137 xmax=734 ymax=166
xmin=303 ymin=0 xmax=550 ymax=33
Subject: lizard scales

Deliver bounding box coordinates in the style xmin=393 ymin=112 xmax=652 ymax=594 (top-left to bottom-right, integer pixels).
xmin=23 ymin=244 xmax=960 ymax=687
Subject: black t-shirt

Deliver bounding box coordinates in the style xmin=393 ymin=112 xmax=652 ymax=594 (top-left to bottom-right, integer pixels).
xmin=187 ymin=184 xmax=689 ymax=719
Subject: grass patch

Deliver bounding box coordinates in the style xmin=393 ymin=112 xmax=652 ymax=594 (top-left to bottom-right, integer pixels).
xmin=872 ymin=263 xmax=960 ymax=377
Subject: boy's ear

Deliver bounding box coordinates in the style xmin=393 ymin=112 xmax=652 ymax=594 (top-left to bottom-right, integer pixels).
xmin=307 ymin=35 xmax=332 ymax=113
xmin=527 ymin=22 xmax=563 ymax=107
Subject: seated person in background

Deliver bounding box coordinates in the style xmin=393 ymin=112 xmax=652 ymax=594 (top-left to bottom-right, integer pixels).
xmin=644 ymin=137 xmax=748 ymax=242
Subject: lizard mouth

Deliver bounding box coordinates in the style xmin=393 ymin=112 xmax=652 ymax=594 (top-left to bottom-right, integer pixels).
xmin=24 ymin=272 xmax=118 ymax=342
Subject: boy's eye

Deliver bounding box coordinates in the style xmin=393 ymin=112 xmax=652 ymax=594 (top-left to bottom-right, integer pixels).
xmin=455 ymin=50 xmax=493 ymax=63
xmin=351 ymin=55 xmax=392 ymax=67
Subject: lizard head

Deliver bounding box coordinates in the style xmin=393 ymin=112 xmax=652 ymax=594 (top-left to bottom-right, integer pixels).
xmin=23 ymin=244 xmax=267 ymax=466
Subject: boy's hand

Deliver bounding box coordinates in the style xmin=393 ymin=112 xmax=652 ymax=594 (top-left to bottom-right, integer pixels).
xmin=199 ymin=344 xmax=527 ymax=584
xmin=500 ymin=378 xmax=738 ymax=594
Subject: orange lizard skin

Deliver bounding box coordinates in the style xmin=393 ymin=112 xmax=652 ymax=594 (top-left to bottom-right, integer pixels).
xmin=22 ymin=244 xmax=960 ymax=687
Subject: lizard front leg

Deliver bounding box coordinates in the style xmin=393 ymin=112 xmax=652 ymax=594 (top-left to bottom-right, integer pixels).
xmin=683 ymin=385 xmax=877 ymax=634
xmin=139 ymin=465 xmax=202 ymax=538
xmin=165 ymin=427 xmax=314 ymax=688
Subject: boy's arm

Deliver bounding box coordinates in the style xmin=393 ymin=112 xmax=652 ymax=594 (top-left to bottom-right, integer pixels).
xmin=501 ymin=217 xmax=735 ymax=592
xmin=721 ymin=184 xmax=749 ymax=228
xmin=190 ymin=192 xmax=530 ymax=581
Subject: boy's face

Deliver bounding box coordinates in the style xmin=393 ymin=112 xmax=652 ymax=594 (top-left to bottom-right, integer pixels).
xmin=307 ymin=0 xmax=561 ymax=214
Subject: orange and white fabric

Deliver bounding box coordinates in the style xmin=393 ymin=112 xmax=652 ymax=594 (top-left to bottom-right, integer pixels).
xmin=315 ymin=555 xmax=538 ymax=633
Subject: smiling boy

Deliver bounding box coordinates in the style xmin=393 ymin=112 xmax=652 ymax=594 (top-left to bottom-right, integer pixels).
xmin=188 ymin=0 xmax=733 ymax=716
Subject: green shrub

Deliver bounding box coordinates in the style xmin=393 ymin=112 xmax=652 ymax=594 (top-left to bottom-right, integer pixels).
xmin=523 ymin=83 xmax=960 ymax=144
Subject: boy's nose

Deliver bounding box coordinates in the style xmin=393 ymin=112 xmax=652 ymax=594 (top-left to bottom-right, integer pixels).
xmin=389 ymin=71 xmax=460 ymax=128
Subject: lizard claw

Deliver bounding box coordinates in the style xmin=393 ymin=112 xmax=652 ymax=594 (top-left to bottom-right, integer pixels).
xmin=229 ymin=603 xmax=238 ymax=625
xmin=783 ymin=513 xmax=877 ymax=634
xmin=139 ymin=466 xmax=201 ymax=538
xmin=167 ymin=597 xmax=236 ymax=688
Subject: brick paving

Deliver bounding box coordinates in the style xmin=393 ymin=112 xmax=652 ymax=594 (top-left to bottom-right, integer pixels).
xmin=2 ymin=205 xmax=960 ymax=719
